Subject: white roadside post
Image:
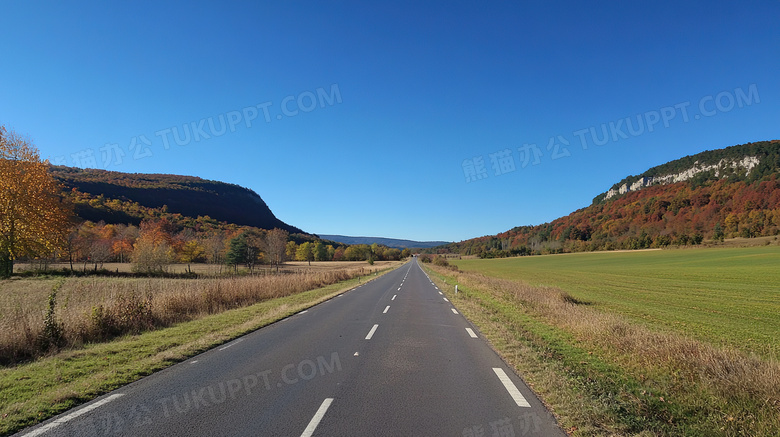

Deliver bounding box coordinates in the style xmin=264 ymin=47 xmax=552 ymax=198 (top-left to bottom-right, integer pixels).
xmin=455 ymin=284 xmax=458 ymax=295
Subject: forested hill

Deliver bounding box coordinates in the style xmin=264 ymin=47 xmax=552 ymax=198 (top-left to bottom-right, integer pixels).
xmin=437 ymin=140 xmax=780 ymax=257
xmin=594 ymin=140 xmax=780 ymax=203
xmin=51 ymin=166 xmax=304 ymax=234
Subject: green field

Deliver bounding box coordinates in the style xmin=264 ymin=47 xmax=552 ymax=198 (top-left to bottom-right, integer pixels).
xmin=426 ymin=246 xmax=780 ymax=435
xmin=452 ymin=246 xmax=780 ymax=360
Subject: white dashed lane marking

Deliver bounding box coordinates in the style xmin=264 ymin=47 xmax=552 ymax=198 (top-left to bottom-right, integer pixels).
xmin=300 ymin=398 xmax=334 ymax=437
xmin=365 ymin=324 xmax=379 ymax=340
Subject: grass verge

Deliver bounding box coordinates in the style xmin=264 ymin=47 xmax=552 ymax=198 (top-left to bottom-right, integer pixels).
xmin=422 ymin=263 xmax=779 ymax=436
xmin=0 ymin=267 xmax=395 ymax=436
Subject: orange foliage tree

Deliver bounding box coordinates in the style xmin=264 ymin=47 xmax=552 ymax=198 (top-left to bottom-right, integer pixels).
xmin=0 ymin=126 xmax=71 ymax=277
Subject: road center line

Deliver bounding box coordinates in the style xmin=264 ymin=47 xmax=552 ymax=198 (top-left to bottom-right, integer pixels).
xmin=300 ymin=398 xmax=334 ymax=437
xmin=22 ymin=394 xmax=125 ymax=437
xmin=365 ymin=324 xmax=379 ymax=340
xmin=383 ymin=305 xmax=390 ymax=314
xmin=451 ymin=308 xmax=458 ymax=314
xmin=392 ymin=294 xmax=396 ymax=300
xmin=466 ymin=328 xmax=478 ymax=338
xmin=493 ymin=368 xmax=531 ymax=407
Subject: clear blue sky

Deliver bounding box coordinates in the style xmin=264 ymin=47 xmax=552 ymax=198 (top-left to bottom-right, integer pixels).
xmin=2 ymin=1 xmax=778 ymax=242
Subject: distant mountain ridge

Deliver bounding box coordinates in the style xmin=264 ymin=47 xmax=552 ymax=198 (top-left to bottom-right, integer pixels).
xmin=436 ymin=140 xmax=780 ymax=257
xmin=319 ymin=235 xmax=450 ymax=249
xmin=51 ymin=166 xmax=304 ymax=234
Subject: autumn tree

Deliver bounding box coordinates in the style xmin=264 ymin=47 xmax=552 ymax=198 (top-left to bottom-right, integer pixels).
xmin=296 ymin=241 xmax=313 ymax=265
xmin=204 ymin=233 xmax=226 ymax=265
xmin=180 ymin=240 xmax=205 ymax=273
xmin=313 ymin=241 xmax=327 ymax=261
xmin=131 ymin=219 xmax=175 ymax=273
xmin=112 ymin=224 xmax=138 ymax=263
xmin=0 ymin=126 xmax=71 ymax=277
xmin=285 ymin=241 xmax=297 ymax=261
xmin=264 ymin=228 xmax=288 ymax=272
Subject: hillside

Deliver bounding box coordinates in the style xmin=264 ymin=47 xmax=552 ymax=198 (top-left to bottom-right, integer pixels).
xmin=594 ymin=140 xmax=780 ymax=202
xmin=439 ymin=140 xmax=780 ymax=257
xmin=319 ymin=235 xmax=450 ymax=249
xmin=51 ymin=166 xmax=304 ymax=234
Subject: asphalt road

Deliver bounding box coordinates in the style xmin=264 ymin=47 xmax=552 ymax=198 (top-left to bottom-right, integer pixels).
xmin=17 ymin=259 xmax=566 ymax=437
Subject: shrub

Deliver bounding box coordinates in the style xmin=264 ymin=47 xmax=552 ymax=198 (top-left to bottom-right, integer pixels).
xmin=37 ymin=280 xmax=65 ymax=352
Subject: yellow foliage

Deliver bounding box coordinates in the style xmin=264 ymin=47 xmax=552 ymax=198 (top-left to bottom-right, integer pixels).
xmin=0 ymin=126 xmax=72 ymax=269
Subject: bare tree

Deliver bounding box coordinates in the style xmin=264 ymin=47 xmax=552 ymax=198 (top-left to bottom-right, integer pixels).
xmin=204 ymin=233 xmax=225 ymax=264
xmin=264 ymin=228 xmax=288 ymax=272
xmin=89 ymin=240 xmax=112 ymax=270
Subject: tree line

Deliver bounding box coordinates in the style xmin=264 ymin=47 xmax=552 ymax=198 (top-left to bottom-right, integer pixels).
xmin=1 ymin=125 xmax=409 ymax=278
xmin=44 ymin=217 xmax=410 ymax=274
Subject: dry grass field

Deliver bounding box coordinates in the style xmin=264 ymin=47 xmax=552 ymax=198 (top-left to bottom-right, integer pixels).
xmin=0 ymin=262 xmax=401 ymax=435
xmin=0 ymin=261 xmax=396 ymax=365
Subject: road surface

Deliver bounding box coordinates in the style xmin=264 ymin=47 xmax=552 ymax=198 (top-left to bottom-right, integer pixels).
xmin=17 ymin=259 xmax=566 ymax=436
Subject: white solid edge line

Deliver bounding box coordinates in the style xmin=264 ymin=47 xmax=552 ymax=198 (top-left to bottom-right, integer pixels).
xmin=466 ymin=328 xmax=478 ymax=338
xmin=300 ymin=398 xmax=334 ymax=437
xmin=365 ymin=324 xmax=379 ymax=340
xmin=493 ymin=368 xmax=531 ymax=407
xmin=383 ymin=305 xmax=390 ymax=314
xmin=21 ymin=394 xmax=125 ymax=437
xmin=299 ymin=310 xmax=308 ymax=314
xmin=219 ymin=338 xmax=244 ymax=351
xmin=451 ymin=308 xmax=458 ymax=314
